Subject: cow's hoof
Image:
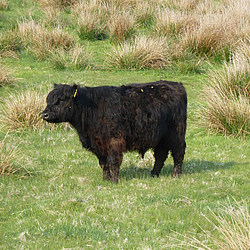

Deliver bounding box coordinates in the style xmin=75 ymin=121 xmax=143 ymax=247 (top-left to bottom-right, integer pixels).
xmin=171 ymin=172 xmax=182 ymax=178
xmin=151 ymin=171 xmax=159 ymax=178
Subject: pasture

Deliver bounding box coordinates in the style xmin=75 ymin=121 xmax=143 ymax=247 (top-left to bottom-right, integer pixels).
xmin=1 ymin=0 xmax=250 ymax=249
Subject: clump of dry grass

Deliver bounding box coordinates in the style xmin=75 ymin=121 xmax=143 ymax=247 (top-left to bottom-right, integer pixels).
xmin=106 ymin=35 xmax=169 ymax=69
xmin=0 ymin=90 xmax=46 ymax=131
xmin=17 ymin=19 xmax=74 ymax=60
xmin=73 ymin=0 xmax=136 ymax=42
xmin=201 ymin=37 xmax=250 ymax=138
xmin=176 ymin=0 xmax=250 ymax=58
xmin=168 ymin=198 xmax=250 ymax=250
xmin=0 ymin=0 xmax=8 ymax=10
xmin=76 ymin=8 xmax=107 ymax=41
xmin=134 ymin=1 xmax=155 ymax=27
xmin=49 ymin=44 xmax=93 ymax=69
xmin=166 ymin=0 xmax=200 ymax=11
xmin=107 ymin=10 xmax=136 ymax=43
xmin=179 ymin=14 xmax=229 ymax=56
xmin=39 ymin=0 xmax=77 ymax=10
xmin=202 ymin=85 xmax=250 ymax=138
xmin=0 ymin=63 xmax=16 ymax=86
xmin=155 ymin=8 xmax=197 ymax=36
xmin=0 ymin=132 xmax=22 ymax=175
xmin=0 ymin=31 xmax=23 ymax=58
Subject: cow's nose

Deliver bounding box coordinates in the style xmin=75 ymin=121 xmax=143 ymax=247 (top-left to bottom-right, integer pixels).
xmin=42 ymin=112 xmax=49 ymax=120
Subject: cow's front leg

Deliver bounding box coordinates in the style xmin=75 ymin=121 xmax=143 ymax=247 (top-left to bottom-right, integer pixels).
xmin=99 ymin=159 xmax=111 ymax=181
xmin=107 ymin=153 xmax=123 ymax=183
xmin=109 ymin=164 xmax=120 ymax=183
xmin=101 ymin=164 xmax=112 ymax=181
xmin=107 ymin=138 xmax=125 ymax=182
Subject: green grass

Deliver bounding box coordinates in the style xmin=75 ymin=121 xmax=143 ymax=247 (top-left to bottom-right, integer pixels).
xmin=1 ymin=127 xmax=250 ymax=249
xmin=1 ymin=0 xmax=250 ymax=249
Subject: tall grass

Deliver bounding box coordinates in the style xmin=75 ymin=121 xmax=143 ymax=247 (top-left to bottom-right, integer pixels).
xmin=39 ymin=0 xmax=77 ymax=10
xmin=0 ymin=0 xmax=8 ymax=10
xmin=179 ymin=13 xmax=231 ymax=57
xmin=201 ymin=38 xmax=250 ymax=138
xmin=202 ymin=86 xmax=250 ymax=138
xmin=155 ymin=8 xmax=196 ymax=36
xmin=106 ymin=36 xmax=169 ymax=69
xmin=0 ymin=133 xmax=22 ymax=175
xmin=0 ymin=90 xmax=46 ymax=131
xmin=73 ymin=0 xmax=136 ymax=42
xmin=17 ymin=19 xmax=74 ymax=60
xmin=168 ymin=199 xmax=250 ymax=250
xmin=2 ymin=0 xmax=250 ymax=65
xmin=107 ymin=10 xmax=136 ymax=43
xmin=134 ymin=1 xmax=155 ymax=27
xmin=0 ymin=63 xmax=16 ymax=86
xmin=76 ymin=8 xmax=107 ymax=41
xmin=0 ymin=31 xmax=23 ymax=61
xmin=49 ymin=44 xmax=93 ymax=70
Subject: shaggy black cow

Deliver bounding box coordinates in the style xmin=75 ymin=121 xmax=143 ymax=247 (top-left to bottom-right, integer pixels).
xmin=42 ymin=81 xmax=187 ymax=182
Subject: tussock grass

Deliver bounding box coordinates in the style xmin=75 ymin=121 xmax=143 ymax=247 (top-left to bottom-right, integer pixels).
xmin=201 ymin=38 xmax=250 ymax=138
xmin=0 ymin=31 xmax=23 ymax=58
xmin=76 ymin=8 xmax=107 ymax=41
xmin=168 ymin=199 xmax=250 ymax=250
xmin=0 ymin=133 xmax=22 ymax=175
xmin=74 ymin=0 xmax=136 ymax=42
xmin=107 ymin=10 xmax=136 ymax=43
xmin=134 ymin=1 xmax=155 ymax=27
xmin=0 ymin=0 xmax=8 ymax=10
xmin=106 ymin=36 xmax=169 ymax=69
xmin=174 ymin=0 xmax=250 ymax=58
xmin=167 ymin=0 xmax=200 ymax=11
xmin=0 ymin=63 xmax=16 ymax=86
xmin=17 ymin=19 xmax=74 ymax=60
xmin=49 ymin=44 xmax=93 ymax=70
xmin=39 ymin=0 xmax=77 ymax=10
xmin=202 ymin=86 xmax=250 ymax=138
xmin=0 ymin=90 xmax=46 ymax=131
xmin=155 ymin=8 xmax=197 ymax=36
xmin=0 ymin=30 xmax=23 ymax=60
xmin=179 ymin=14 xmax=229 ymax=57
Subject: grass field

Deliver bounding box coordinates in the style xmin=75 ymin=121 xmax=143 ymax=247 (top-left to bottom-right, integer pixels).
xmin=1 ymin=0 xmax=250 ymax=249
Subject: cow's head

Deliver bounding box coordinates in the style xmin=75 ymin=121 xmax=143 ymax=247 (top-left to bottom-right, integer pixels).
xmin=42 ymin=84 xmax=78 ymax=123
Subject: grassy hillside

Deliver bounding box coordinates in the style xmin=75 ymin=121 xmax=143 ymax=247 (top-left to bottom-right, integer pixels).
xmin=1 ymin=0 xmax=250 ymax=249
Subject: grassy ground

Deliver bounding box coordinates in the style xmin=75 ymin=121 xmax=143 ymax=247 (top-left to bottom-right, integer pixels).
xmin=1 ymin=0 xmax=250 ymax=249
xmin=1 ymin=67 xmax=250 ymax=249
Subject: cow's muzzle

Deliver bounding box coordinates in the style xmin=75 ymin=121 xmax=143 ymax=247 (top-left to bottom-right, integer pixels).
xmin=41 ymin=112 xmax=49 ymax=120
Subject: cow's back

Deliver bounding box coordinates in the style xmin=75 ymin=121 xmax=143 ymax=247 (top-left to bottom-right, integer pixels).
xmin=120 ymin=80 xmax=187 ymax=151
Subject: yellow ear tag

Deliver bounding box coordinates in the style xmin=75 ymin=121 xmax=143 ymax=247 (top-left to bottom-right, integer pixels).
xmin=74 ymin=88 xmax=78 ymax=98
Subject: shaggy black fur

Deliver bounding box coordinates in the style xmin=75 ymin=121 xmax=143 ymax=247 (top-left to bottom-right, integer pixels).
xmin=42 ymin=81 xmax=187 ymax=182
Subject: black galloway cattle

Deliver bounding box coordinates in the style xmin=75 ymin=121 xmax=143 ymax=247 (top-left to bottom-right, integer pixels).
xmin=42 ymin=81 xmax=187 ymax=182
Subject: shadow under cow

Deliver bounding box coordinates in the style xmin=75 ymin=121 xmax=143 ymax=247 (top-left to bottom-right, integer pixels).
xmin=120 ymin=160 xmax=241 ymax=180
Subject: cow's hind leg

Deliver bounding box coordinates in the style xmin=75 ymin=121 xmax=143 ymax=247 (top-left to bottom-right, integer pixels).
xmin=151 ymin=142 xmax=169 ymax=177
xmin=171 ymin=141 xmax=186 ymax=177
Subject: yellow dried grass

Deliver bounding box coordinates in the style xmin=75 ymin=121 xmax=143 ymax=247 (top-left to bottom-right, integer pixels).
xmin=168 ymin=198 xmax=250 ymax=250
xmin=17 ymin=20 xmax=74 ymax=60
xmin=1 ymin=90 xmax=46 ymax=131
xmin=0 ymin=132 xmax=22 ymax=175
xmin=106 ymin=35 xmax=169 ymax=69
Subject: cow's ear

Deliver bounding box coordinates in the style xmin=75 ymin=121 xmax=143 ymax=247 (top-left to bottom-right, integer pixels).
xmin=54 ymin=83 xmax=58 ymax=88
xmin=72 ymin=84 xmax=78 ymax=98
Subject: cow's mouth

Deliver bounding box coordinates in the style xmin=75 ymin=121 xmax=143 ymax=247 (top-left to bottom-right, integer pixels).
xmin=41 ymin=112 xmax=59 ymax=123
